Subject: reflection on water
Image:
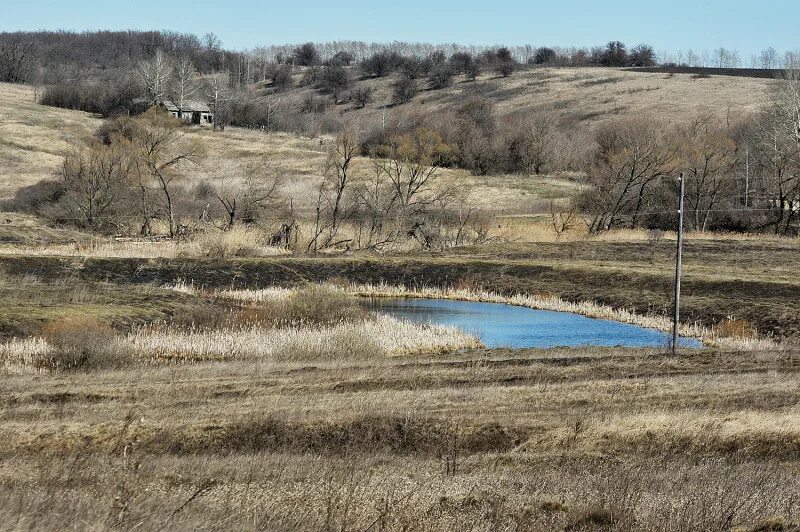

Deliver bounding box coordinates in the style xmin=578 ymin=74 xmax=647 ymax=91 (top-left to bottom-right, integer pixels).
xmin=366 ymin=297 xmax=703 ymax=349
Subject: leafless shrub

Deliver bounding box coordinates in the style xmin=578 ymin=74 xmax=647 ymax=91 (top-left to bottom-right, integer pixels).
xmin=36 ymin=318 xmax=132 ymax=370
xmin=550 ymin=200 xmax=580 ymax=240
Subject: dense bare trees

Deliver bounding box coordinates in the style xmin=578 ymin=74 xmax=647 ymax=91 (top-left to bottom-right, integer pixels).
xmin=576 ymin=69 xmax=800 ymax=236
xmin=54 ymin=144 xmax=128 ymax=230
xmin=0 ymin=38 xmax=37 ymax=83
xmin=677 ymin=116 xmax=737 ymax=231
xmin=304 ymin=127 xmax=485 ymax=251
xmin=581 ymin=118 xmax=674 ymax=232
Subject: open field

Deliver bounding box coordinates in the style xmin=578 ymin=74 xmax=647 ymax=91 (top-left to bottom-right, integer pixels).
xmin=1 ymin=344 xmax=799 ymax=529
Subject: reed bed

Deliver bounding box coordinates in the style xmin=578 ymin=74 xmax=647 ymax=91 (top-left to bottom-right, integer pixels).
xmin=0 ymin=317 xmax=481 ymax=372
xmin=130 ymin=315 xmax=482 ymax=362
xmin=0 ymin=337 xmax=51 ymax=374
xmin=0 ymin=234 xmax=289 ymax=259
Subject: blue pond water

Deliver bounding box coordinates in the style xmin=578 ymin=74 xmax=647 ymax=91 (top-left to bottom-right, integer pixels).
xmin=368 ymin=297 xmax=703 ymax=349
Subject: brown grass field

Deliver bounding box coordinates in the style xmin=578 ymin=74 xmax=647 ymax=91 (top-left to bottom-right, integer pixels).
xmin=1 ymin=344 xmax=799 ymax=530
xmin=0 ymin=74 xmax=799 ymax=530
xmin=264 ymin=65 xmax=776 ymax=130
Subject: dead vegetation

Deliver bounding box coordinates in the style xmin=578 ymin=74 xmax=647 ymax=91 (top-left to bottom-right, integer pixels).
xmin=1 ymin=345 xmax=799 ymax=530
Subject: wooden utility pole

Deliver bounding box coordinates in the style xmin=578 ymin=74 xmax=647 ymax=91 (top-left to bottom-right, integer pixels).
xmin=672 ymin=172 xmax=685 ymax=354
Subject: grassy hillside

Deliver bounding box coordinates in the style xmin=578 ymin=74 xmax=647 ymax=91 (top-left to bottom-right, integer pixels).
xmin=0 ymin=81 xmax=580 ymax=219
xmin=0 ymin=66 xmax=776 ymax=213
xmin=264 ymin=65 xmax=776 ymax=127
xmin=0 ymin=83 xmax=101 ymax=200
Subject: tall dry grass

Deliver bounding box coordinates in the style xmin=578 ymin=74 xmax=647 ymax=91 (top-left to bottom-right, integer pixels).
xmin=0 ymin=228 xmax=290 ymax=258
xmin=0 ymin=284 xmax=482 ymax=372
xmin=130 ymin=314 xmax=481 ymax=363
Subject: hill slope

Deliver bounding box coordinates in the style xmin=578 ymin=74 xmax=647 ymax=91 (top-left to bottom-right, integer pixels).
xmin=0 ymin=82 xmax=580 ymax=218
xmin=0 ymin=83 xmax=101 ymax=199
xmin=262 ymin=66 xmax=776 ymax=127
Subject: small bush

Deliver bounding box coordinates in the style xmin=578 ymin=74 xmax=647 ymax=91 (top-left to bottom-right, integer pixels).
xmin=392 ymin=77 xmax=418 ymax=105
xmin=36 ymin=317 xmax=132 ymax=370
xmin=194 ymin=227 xmax=266 ymax=258
xmin=428 ymin=64 xmax=454 ymax=90
xmin=564 ymin=507 xmax=618 ymax=531
xmin=350 ymin=86 xmax=373 ymax=109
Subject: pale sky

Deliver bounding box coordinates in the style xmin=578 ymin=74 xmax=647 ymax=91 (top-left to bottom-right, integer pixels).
xmin=2 ymin=0 xmax=798 ymax=60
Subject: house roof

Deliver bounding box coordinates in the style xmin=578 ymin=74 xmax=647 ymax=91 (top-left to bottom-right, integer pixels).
xmin=160 ymin=100 xmax=211 ymax=113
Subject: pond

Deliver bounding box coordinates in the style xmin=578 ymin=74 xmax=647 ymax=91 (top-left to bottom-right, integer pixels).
xmin=367 ymin=297 xmax=703 ymax=349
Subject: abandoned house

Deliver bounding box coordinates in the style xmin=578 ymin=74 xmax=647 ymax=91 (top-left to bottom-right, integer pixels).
xmin=159 ymin=100 xmax=214 ymax=125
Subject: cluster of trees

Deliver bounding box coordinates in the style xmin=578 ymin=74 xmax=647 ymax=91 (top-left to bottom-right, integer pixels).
xmin=0 ymin=30 xmax=237 ymax=85
xmin=9 ymin=108 xmax=487 ymax=250
xmin=14 ymin=109 xmax=212 ymax=237
xmin=308 ymin=127 xmax=488 ymax=251
xmin=352 ymin=96 xmax=588 ymax=177
xmin=660 ymin=47 xmax=800 ymax=70
xmin=250 ymin=40 xmax=657 ymax=68
xmin=577 ymin=72 xmax=800 ymax=235
xmin=39 ymin=50 xmax=237 ymax=128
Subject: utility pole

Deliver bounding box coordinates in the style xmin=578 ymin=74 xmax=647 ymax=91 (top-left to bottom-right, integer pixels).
xmin=672 ymin=172 xmax=685 ymax=354
xmin=744 ymin=145 xmax=750 ymax=207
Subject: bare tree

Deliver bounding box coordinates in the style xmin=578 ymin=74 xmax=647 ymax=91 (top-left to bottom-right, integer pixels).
xmin=756 ymin=68 xmax=800 ymax=234
xmin=375 ymin=129 xmax=450 ymax=210
xmin=677 ymin=115 xmax=737 ymax=231
xmin=214 ymin=159 xmax=283 ymax=228
xmin=308 ymin=127 xmax=359 ymax=250
xmin=139 ymin=50 xmax=173 ymax=105
xmin=203 ymin=73 xmax=232 ymax=130
xmin=373 ymin=129 xmax=451 ymax=246
xmin=130 ymin=109 xmax=204 ymax=237
xmin=580 ymin=118 xmax=674 ymax=232
xmin=55 ymin=144 xmax=128 ymax=230
xmin=773 ymin=68 xmax=800 ymax=145
xmin=171 ymin=57 xmax=199 ymax=112
xmin=549 ymin=200 xmax=580 ymax=240
xmin=508 ymin=111 xmax=559 ymax=175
